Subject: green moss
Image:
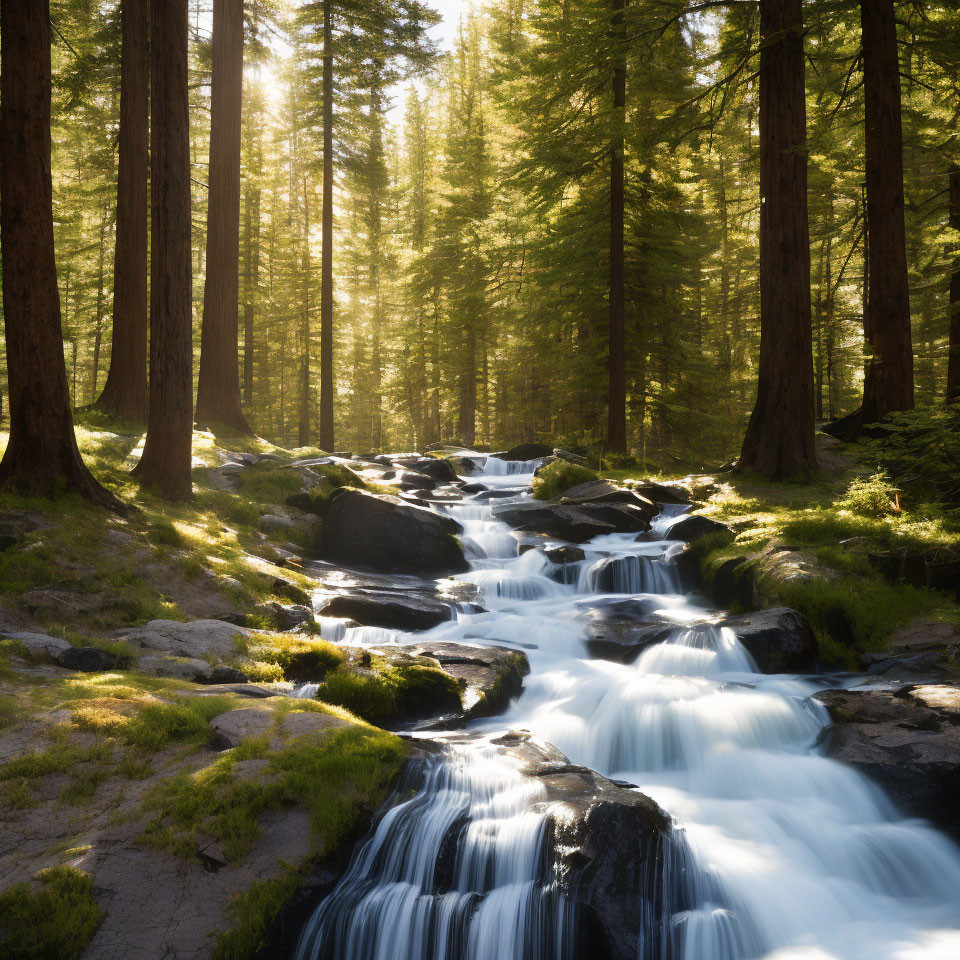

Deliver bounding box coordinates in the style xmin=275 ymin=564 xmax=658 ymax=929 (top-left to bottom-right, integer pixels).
xmin=311 ymin=660 xmax=461 ymax=726
xmin=258 ymin=636 xmax=345 ymax=681
xmin=0 ymin=865 xmax=102 ymax=960
xmin=213 ymin=867 xmax=303 ymax=960
xmin=531 ymin=460 xmax=598 ymax=500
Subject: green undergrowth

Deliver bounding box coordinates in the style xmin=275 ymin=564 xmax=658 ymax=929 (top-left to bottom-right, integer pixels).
xmin=531 ymin=460 xmax=598 ymax=500
xmin=141 ymin=720 xmax=407 ymax=866
xmin=0 ymin=865 xmax=102 ymax=960
xmin=310 ymin=657 xmax=462 ymax=726
xmin=686 ymin=467 xmax=960 ymax=669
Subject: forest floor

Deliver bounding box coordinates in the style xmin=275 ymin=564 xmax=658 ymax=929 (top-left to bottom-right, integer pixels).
xmin=1 ymin=420 xmax=959 ymax=959
xmin=0 ymin=417 xmax=419 ymax=960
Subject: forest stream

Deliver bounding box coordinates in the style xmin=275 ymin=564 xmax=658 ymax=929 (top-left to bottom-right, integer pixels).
xmin=285 ymin=454 xmax=960 ymax=960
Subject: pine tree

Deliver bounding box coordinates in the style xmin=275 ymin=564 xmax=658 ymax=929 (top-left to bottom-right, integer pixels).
xmin=195 ymin=0 xmax=252 ymax=435
xmin=738 ymin=0 xmax=817 ymax=479
xmin=133 ymin=0 xmax=193 ymax=500
xmin=0 ymin=0 xmax=120 ymax=508
xmin=96 ymin=0 xmax=149 ymax=422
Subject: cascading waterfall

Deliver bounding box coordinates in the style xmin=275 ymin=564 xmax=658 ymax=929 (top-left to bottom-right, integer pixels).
xmin=294 ymin=454 xmax=960 ymax=960
xmin=294 ymin=742 xmax=576 ymax=960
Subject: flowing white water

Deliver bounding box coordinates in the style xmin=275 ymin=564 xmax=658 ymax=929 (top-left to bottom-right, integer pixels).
xmin=295 ymin=456 xmax=960 ymax=960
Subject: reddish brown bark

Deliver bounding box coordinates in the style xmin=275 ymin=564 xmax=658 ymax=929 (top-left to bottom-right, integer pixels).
xmin=947 ymin=165 xmax=960 ymax=404
xmin=319 ymin=0 xmax=336 ymax=451
xmin=133 ymin=0 xmax=193 ymax=500
xmin=859 ymin=0 xmax=913 ymax=421
xmin=195 ymin=0 xmax=252 ymax=435
xmin=737 ymin=0 xmax=817 ymax=479
xmin=96 ymin=0 xmax=149 ymax=422
xmin=0 ymin=0 xmax=122 ymax=509
xmin=606 ymin=0 xmax=627 ymax=453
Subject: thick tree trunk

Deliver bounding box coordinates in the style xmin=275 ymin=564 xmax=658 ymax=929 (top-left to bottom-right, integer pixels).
xmin=195 ymin=0 xmax=251 ymax=435
xmin=96 ymin=0 xmax=149 ymax=421
xmin=947 ymin=165 xmax=960 ymax=403
xmin=0 ymin=0 xmax=121 ymax=508
xmin=859 ymin=0 xmax=913 ymax=421
xmin=737 ymin=0 xmax=817 ymax=479
xmin=133 ymin=0 xmax=193 ymax=500
xmin=318 ymin=0 xmax=335 ymax=450
xmin=606 ymin=0 xmax=627 ymax=452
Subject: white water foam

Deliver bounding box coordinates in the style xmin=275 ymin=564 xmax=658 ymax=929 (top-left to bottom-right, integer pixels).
xmin=294 ymin=457 xmax=960 ymax=960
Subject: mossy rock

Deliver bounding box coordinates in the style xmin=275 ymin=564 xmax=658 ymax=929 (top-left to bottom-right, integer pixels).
xmin=531 ymin=460 xmax=598 ymax=501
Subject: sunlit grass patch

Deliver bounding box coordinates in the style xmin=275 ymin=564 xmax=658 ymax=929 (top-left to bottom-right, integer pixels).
xmin=141 ymin=724 xmax=407 ymax=867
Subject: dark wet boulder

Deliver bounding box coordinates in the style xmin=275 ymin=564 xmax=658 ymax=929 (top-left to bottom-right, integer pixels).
xmin=489 ymin=731 xmax=671 ymax=960
xmin=554 ymin=481 xmax=656 ymax=515
xmin=207 ymin=665 xmax=249 ymax=684
xmin=576 ymin=597 xmax=676 ymax=662
xmin=663 ymin=514 xmax=732 ymax=545
xmin=814 ymin=684 xmax=960 ymax=840
xmin=543 ymin=544 xmax=586 ymax=564
xmin=719 ymin=607 xmax=818 ymax=673
xmin=411 ymin=457 xmax=460 ymax=483
xmin=630 ymin=481 xmax=691 ymax=505
xmin=318 ymin=591 xmax=454 ymax=631
xmin=492 ymin=500 xmax=653 ymax=543
xmin=319 ymin=488 xmax=468 ymax=575
xmin=390 ymin=469 xmax=436 ymax=490
xmin=503 ymin=442 xmax=554 ymax=460
xmin=55 ymin=646 xmax=119 ymax=672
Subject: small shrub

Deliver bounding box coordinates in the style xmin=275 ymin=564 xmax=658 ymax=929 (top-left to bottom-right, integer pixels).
xmin=866 ymin=405 xmax=960 ymax=507
xmin=531 ymin=460 xmax=598 ymax=501
xmin=836 ymin=471 xmax=900 ymax=518
xmin=0 ymin=865 xmax=102 ymax=960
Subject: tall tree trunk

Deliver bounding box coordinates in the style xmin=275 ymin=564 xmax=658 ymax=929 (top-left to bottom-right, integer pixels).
xmin=947 ymin=165 xmax=960 ymax=403
xmin=458 ymin=322 xmax=477 ymax=446
xmin=318 ymin=0 xmax=335 ymax=450
xmin=90 ymin=210 xmax=109 ymax=399
xmin=298 ymin=184 xmax=312 ymax=447
xmin=242 ymin=185 xmax=259 ymax=405
xmin=737 ymin=0 xmax=816 ymax=479
xmin=195 ymin=0 xmax=251 ymax=435
xmin=859 ymin=0 xmax=913 ymax=421
xmin=606 ymin=0 xmax=627 ymax=452
xmin=133 ymin=0 xmax=193 ymax=500
xmin=0 ymin=0 xmax=120 ymax=507
xmin=96 ymin=0 xmax=149 ymax=421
